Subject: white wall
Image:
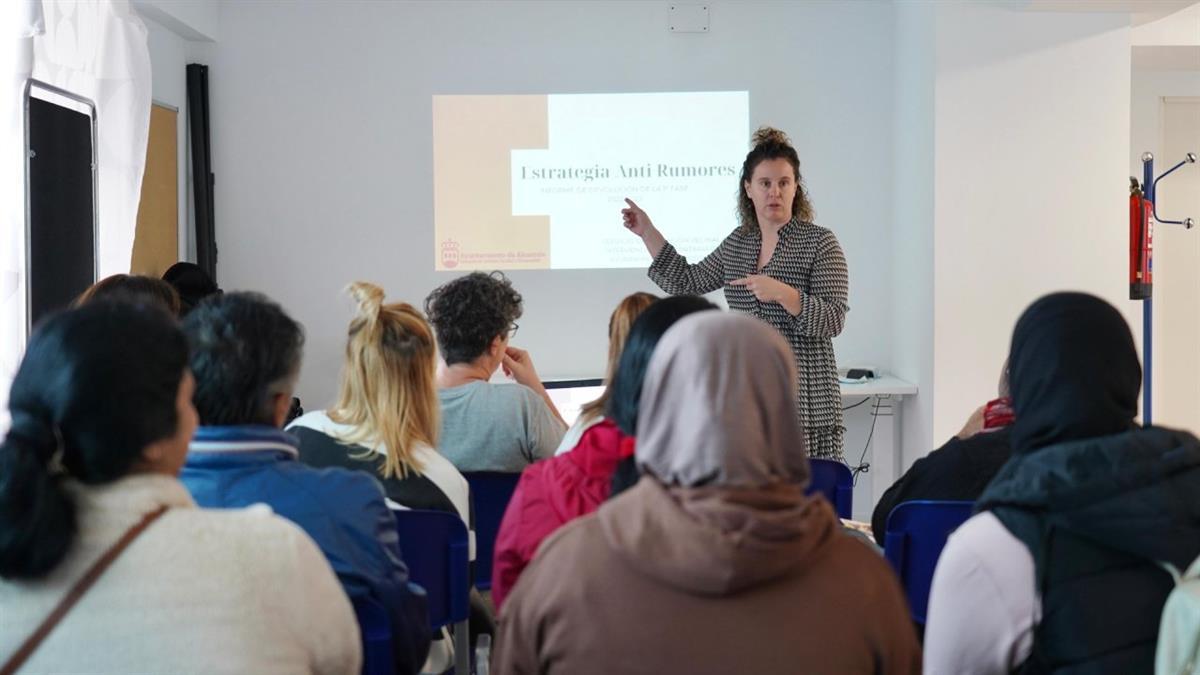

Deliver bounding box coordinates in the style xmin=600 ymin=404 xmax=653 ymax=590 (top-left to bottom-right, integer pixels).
xmin=1132 ymin=70 xmax=1200 ymax=171
xmin=891 ymin=0 xmax=936 ymax=469
xmin=200 ymin=0 xmax=898 ymax=410
xmin=931 ymin=4 xmax=1135 ymax=442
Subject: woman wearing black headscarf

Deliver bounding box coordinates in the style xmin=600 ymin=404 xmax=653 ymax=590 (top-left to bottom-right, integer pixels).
xmin=923 ymin=292 xmax=1200 ymax=675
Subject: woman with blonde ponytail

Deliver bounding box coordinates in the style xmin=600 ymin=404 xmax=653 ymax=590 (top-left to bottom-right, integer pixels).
xmin=291 ymin=282 xmax=494 ymax=673
xmin=621 ymin=126 xmax=850 ymax=460
xmin=289 ymin=282 xmax=469 ymax=526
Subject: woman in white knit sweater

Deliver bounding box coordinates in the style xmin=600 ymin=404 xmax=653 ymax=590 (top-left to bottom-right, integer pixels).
xmin=0 ymin=301 xmax=360 ymax=675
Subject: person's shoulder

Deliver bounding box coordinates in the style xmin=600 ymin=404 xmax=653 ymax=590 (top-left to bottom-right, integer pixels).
xmin=195 ymin=508 xmax=336 ymax=592
xmin=412 ymin=441 xmax=455 ymax=470
xmin=518 ymin=454 xmax=554 ymax=480
xmin=521 ymin=452 xmax=578 ymax=497
xmin=440 ymin=380 xmax=488 ymax=398
xmin=719 ymin=226 xmax=756 ymax=250
xmin=800 ymin=221 xmax=840 ymax=246
xmin=958 ymin=427 xmax=1015 ymax=463
xmin=289 ymin=417 xmax=361 ymax=460
xmin=492 ymin=382 xmax=553 ymax=412
xmin=575 ymin=417 xmax=623 ymax=446
xmin=413 ymin=443 xmax=469 ymax=486
xmin=286 ymin=409 xmax=332 ymax=432
xmin=275 ymin=459 xmax=387 ymax=506
xmin=528 ymin=506 xmax=601 ymax=560
xmin=444 ymin=381 xmax=527 ymax=407
xmin=912 ymin=435 xmax=973 ymax=471
xmin=947 ymin=511 xmax=1014 ymax=549
xmin=823 ymin=530 xmax=900 ymax=581
xmin=723 ymin=225 xmax=751 ymax=240
xmin=938 ymin=511 xmax=1027 ymax=579
xmin=504 ymin=461 xmax=554 ymax=519
xmin=489 ymin=381 xmax=536 ymax=397
xmin=169 ymin=502 xmax=315 ymax=551
xmin=933 ymin=512 xmax=1034 ymax=616
xmin=286 ymin=411 xmax=358 ymax=445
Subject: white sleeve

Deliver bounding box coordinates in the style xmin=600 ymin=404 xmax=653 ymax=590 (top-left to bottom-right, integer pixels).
xmin=281 ymin=521 xmax=363 ymax=675
xmin=923 ymin=512 xmax=1039 ymax=675
xmin=553 ymin=417 xmax=588 ymax=456
xmin=553 ymin=415 xmax=603 ymax=456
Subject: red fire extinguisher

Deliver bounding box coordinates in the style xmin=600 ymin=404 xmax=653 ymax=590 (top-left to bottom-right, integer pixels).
xmin=1130 ymin=177 xmax=1153 ymax=300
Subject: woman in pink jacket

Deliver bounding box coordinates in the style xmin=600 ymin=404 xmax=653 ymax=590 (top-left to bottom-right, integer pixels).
xmin=490 ymin=295 xmax=715 ymax=610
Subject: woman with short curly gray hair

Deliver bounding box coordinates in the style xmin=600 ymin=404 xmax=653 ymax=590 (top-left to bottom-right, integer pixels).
xmin=425 ymin=272 xmax=566 ymax=473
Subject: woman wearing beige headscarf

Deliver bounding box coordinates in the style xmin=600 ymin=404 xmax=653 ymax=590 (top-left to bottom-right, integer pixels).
xmin=492 ymin=313 xmax=919 ymax=675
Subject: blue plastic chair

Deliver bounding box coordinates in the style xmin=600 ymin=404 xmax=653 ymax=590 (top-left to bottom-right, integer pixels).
xmin=353 ymin=596 xmax=395 ymax=675
xmin=392 ymin=509 xmax=470 ymax=675
xmin=463 ymin=471 xmax=521 ymax=591
xmin=806 ymin=458 xmax=854 ymax=519
xmin=883 ymin=500 xmax=975 ymax=625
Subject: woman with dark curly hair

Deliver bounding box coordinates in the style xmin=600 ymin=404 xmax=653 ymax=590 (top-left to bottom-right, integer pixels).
xmin=425 ymin=272 xmax=566 ymax=473
xmin=622 ymin=127 xmax=850 ymax=460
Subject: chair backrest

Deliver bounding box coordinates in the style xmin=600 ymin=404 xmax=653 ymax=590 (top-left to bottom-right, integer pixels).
xmin=463 ymin=471 xmax=522 ymax=591
xmin=806 ymin=458 xmax=854 ymax=519
xmin=883 ymin=500 xmax=975 ymax=624
xmin=391 ymin=509 xmax=470 ymax=629
xmin=352 ymin=595 xmax=395 ymax=675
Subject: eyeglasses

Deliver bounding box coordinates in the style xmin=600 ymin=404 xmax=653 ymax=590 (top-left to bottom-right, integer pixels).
xmin=508 ymin=322 xmax=519 ymax=338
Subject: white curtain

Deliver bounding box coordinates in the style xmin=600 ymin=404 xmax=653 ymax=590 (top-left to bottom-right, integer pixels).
xmin=0 ymin=0 xmax=42 ymax=432
xmin=0 ymin=0 xmax=151 ymax=432
xmin=33 ymin=0 xmax=152 ymax=279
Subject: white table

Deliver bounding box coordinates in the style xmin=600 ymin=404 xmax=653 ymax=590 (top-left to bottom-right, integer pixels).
xmin=543 ymin=374 xmax=918 ymax=519
xmin=839 ymin=376 xmax=918 ymax=517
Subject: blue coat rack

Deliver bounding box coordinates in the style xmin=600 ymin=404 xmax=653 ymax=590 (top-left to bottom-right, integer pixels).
xmin=1137 ymin=151 xmax=1196 ymax=425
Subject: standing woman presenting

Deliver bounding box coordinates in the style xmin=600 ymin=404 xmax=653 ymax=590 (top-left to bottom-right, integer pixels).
xmin=622 ymin=127 xmax=849 ymax=459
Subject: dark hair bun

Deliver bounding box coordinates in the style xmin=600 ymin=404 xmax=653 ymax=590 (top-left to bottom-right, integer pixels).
xmin=751 ymin=126 xmax=792 ymax=148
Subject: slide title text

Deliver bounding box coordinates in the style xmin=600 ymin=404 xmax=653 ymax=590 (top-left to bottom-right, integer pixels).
xmin=520 ymin=163 xmax=737 ymax=182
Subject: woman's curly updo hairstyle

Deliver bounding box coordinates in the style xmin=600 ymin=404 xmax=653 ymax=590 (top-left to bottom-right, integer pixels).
xmin=736 ymin=126 xmax=814 ymax=231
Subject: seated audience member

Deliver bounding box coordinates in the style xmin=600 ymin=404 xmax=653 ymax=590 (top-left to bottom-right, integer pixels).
xmin=162 ymin=261 xmax=221 ymax=316
xmin=160 ymin=263 xmax=305 ymax=422
xmin=424 ymin=272 xmax=566 ymax=472
xmin=291 ymin=282 xmax=470 ymax=524
xmin=288 ymin=282 xmax=490 ymax=673
xmin=870 ymin=363 xmax=1014 ymax=545
xmin=178 ymin=292 xmax=431 ymax=675
xmin=605 ymin=296 xmax=720 ymax=500
xmin=552 ymin=292 xmax=657 ymax=456
xmin=0 ymin=303 xmax=360 ymax=674
xmin=924 ymin=292 xmax=1200 ymax=674
xmin=492 ymin=295 xmax=714 ymax=611
xmin=74 ymin=273 xmax=181 ymax=316
xmin=493 ymin=313 xmax=921 ymax=675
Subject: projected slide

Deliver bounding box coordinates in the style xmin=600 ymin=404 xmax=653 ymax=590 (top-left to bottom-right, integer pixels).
xmin=432 ymin=91 xmax=749 ymax=270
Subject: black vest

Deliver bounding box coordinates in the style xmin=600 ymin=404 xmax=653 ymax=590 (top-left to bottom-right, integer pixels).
xmin=978 ymin=427 xmax=1200 ymax=675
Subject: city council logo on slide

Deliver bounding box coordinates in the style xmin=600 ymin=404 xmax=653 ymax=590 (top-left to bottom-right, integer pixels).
xmin=441 ymin=239 xmax=461 ymax=269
